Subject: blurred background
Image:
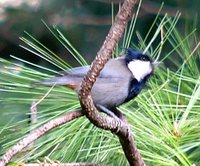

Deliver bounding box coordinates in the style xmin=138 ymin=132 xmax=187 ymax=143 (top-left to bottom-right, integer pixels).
xmin=0 ymin=0 xmax=199 ymax=67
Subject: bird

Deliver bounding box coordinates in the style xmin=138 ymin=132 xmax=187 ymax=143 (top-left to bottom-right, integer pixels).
xmin=38 ymin=48 xmax=156 ymax=117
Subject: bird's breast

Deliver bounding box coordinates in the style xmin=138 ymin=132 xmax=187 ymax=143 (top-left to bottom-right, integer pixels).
xmin=90 ymin=77 xmax=130 ymax=109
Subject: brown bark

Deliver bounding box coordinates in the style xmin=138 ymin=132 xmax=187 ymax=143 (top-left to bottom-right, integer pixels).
xmin=0 ymin=110 xmax=83 ymax=166
xmin=0 ymin=1 xmax=147 ymax=165
xmin=79 ymin=0 xmax=146 ymax=165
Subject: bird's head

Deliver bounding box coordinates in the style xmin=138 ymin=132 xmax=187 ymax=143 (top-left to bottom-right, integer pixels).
xmin=125 ymin=48 xmax=156 ymax=82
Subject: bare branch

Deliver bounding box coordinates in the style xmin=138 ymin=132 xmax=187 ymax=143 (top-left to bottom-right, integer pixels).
xmin=79 ymin=0 xmax=146 ymax=165
xmin=80 ymin=0 xmax=136 ymax=130
xmin=0 ymin=110 xmax=83 ymax=166
xmin=0 ymin=1 xmax=147 ymax=165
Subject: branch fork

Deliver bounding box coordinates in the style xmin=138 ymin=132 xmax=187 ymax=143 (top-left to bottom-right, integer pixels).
xmin=0 ymin=0 xmax=146 ymax=165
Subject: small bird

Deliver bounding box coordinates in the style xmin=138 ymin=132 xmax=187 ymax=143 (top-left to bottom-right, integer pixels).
xmin=39 ymin=48 xmax=156 ymax=116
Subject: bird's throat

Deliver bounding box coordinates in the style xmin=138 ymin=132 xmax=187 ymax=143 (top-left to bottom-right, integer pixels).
xmin=124 ymin=76 xmax=150 ymax=103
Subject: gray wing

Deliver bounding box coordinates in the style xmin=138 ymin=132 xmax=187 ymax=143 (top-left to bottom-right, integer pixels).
xmin=67 ymin=66 xmax=90 ymax=76
xmin=38 ymin=66 xmax=89 ymax=87
xmin=37 ymin=56 xmax=132 ymax=108
xmin=67 ymin=56 xmax=129 ymax=77
xmin=38 ymin=56 xmax=131 ymax=93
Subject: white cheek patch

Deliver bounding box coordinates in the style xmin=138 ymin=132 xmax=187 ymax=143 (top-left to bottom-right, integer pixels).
xmin=128 ymin=60 xmax=152 ymax=82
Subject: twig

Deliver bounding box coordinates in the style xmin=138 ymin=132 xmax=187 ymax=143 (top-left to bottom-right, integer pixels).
xmin=30 ymin=101 xmax=38 ymax=124
xmin=79 ymin=0 xmax=146 ymax=165
xmin=31 ymin=84 xmax=56 ymax=110
xmin=27 ymin=101 xmax=38 ymax=149
xmin=0 ymin=110 xmax=83 ymax=166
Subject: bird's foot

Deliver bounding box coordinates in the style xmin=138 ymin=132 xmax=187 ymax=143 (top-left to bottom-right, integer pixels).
xmin=96 ymin=104 xmax=124 ymax=133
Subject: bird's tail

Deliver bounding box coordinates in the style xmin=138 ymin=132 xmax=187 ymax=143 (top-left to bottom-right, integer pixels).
xmin=33 ymin=75 xmax=80 ymax=90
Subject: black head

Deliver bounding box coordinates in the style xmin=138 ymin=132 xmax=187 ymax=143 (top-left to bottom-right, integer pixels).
xmin=125 ymin=48 xmax=152 ymax=64
xmin=124 ymin=48 xmax=154 ymax=82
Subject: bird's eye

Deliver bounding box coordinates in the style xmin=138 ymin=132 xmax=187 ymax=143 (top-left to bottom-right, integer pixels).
xmin=140 ymin=55 xmax=149 ymax=61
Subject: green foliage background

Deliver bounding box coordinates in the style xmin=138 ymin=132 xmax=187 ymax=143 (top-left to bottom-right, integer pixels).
xmin=0 ymin=1 xmax=200 ymax=166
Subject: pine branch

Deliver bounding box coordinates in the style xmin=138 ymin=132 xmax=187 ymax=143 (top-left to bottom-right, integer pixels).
xmin=79 ymin=0 xmax=146 ymax=165
xmin=0 ymin=1 xmax=146 ymax=165
xmin=0 ymin=110 xmax=83 ymax=166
